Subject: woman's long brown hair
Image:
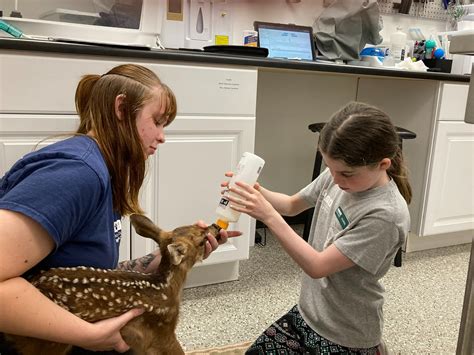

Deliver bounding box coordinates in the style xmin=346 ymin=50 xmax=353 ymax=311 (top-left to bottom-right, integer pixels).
xmin=319 ymin=101 xmax=412 ymax=204
xmin=75 ymin=64 xmax=177 ymax=216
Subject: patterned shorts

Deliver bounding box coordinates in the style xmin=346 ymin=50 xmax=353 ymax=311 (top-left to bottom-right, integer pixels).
xmin=245 ymin=305 xmax=378 ymax=355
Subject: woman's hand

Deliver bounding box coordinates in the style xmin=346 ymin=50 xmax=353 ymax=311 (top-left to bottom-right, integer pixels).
xmin=81 ymin=308 xmax=144 ymax=352
xmin=195 ymin=220 xmax=242 ymax=259
xmin=226 ymin=181 xmax=278 ymax=224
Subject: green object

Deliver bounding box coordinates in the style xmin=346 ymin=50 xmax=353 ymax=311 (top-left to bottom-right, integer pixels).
xmin=0 ymin=19 xmax=24 ymax=38
xmin=425 ymin=39 xmax=436 ymax=49
xmin=425 ymin=39 xmax=436 ymax=59
xmin=335 ymin=207 xmax=349 ymax=229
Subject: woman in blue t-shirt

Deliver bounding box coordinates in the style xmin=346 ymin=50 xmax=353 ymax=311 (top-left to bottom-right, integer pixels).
xmin=0 ymin=64 xmax=240 ymax=354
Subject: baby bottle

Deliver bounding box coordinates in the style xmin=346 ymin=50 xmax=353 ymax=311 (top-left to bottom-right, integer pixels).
xmin=215 ymin=152 xmax=265 ymax=229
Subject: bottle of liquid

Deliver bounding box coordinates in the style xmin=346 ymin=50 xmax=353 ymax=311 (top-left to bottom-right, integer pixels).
xmin=390 ymin=27 xmax=407 ymax=62
xmin=215 ymin=152 xmax=265 ymax=229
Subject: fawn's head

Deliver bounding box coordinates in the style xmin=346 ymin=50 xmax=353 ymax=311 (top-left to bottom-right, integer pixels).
xmin=130 ymin=214 xmax=221 ymax=269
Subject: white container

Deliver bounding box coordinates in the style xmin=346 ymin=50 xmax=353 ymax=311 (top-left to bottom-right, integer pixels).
xmin=215 ymin=152 xmax=265 ymax=229
xmin=390 ymin=27 xmax=407 ymax=62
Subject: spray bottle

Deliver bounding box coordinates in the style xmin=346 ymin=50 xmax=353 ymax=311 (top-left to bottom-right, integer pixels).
xmin=215 ymin=152 xmax=265 ymax=230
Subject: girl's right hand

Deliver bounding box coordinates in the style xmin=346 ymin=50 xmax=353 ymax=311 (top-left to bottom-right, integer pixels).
xmin=81 ymin=308 xmax=144 ymax=352
xmin=227 ymin=181 xmax=276 ymax=224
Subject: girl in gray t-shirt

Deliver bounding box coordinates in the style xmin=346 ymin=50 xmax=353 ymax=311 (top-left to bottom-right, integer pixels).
xmin=224 ymin=102 xmax=411 ymax=354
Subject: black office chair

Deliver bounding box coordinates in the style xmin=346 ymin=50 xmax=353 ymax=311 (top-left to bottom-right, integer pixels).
xmin=303 ymin=123 xmax=416 ymax=267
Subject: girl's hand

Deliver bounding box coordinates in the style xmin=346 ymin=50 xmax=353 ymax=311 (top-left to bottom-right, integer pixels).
xmin=195 ymin=220 xmax=242 ymax=259
xmin=220 ymin=171 xmax=234 ymax=191
xmin=226 ymin=181 xmax=277 ymax=224
xmin=220 ymin=171 xmax=261 ymax=193
xmin=82 ymin=308 xmax=144 ymax=352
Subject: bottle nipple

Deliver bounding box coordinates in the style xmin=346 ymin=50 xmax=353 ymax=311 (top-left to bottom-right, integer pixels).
xmin=216 ymin=219 xmax=229 ymax=230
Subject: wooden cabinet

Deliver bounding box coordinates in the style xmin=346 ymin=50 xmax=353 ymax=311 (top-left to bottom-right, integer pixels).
xmin=0 ymin=52 xmax=259 ymax=286
xmin=421 ymin=83 xmax=474 ymax=236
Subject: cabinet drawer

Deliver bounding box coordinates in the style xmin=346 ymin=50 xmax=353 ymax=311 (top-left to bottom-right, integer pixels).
xmin=0 ymin=54 xmax=86 ymax=114
xmin=438 ymin=83 xmax=470 ymax=121
xmin=148 ymin=63 xmax=257 ymax=116
xmin=0 ymin=53 xmax=257 ymax=116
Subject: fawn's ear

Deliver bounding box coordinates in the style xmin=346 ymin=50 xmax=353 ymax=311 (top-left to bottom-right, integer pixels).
xmin=130 ymin=214 xmax=165 ymax=244
xmin=167 ymin=243 xmax=187 ymax=265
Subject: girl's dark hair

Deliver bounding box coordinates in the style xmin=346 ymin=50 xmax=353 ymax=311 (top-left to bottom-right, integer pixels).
xmin=319 ymin=102 xmax=412 ymax=204
xmin=74 ymin=64 xmax=177 ymax=216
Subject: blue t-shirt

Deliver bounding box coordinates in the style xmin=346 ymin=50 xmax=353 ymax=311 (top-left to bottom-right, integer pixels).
xmin=0 ymin=135 xmax=121 ymax=275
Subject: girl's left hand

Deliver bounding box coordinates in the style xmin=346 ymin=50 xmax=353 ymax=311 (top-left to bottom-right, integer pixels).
xmin=195 ymin=220 xmax=242 ymax=259
xmin=226 ymin=181 xmax=277 ymax=223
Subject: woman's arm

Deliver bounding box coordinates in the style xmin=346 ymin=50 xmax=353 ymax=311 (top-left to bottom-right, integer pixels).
xmin=117 ymin=251 xmax=161 ymax=273
xmin=0 ymin=210 xmax=141 ymax=352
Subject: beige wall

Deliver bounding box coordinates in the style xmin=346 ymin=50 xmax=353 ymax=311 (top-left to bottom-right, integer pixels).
xmin=255 ymin=69 xmax=357 ymax=194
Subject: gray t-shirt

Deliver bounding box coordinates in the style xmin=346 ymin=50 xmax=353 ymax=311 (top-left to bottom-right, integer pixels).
xmin=298 ymin=168 xmax=410 ymax=348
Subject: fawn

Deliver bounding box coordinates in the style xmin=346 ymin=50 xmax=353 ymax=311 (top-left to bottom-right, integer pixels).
xmin=6 ymin=214 xmax=221 ymax=355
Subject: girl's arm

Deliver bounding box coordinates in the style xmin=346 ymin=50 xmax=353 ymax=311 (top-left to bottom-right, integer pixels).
xmin=227 ymin=182 xmax=355 ymax=279
xmin=259 ymin=212 xmax=355 ymax=278
xmin=0 ymin=210 xmax=141 ymax=352
xmin=257 ymin=185 xmax=310 ymax=217
xmin=221 ymin=171 xmax=309 ymax=217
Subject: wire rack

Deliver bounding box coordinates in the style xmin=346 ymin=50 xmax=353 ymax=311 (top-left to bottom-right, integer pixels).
xmin=377 ymin=0 xmax=450 ymax=20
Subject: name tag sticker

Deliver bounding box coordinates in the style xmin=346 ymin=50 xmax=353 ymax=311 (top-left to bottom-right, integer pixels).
xmin=335 ymin=207 xmax=349 ymax=229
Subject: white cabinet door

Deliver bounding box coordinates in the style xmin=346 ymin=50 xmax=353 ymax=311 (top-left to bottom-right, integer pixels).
xmin=422 ymin=121 xmax=474 ymax=236
xmin=438 ymin=83 xmax=470 ymax=121
xmin=131 ymin=116 xmax=256 ymax=286
xmin=0 ymin=114 xmax=131 ymax=262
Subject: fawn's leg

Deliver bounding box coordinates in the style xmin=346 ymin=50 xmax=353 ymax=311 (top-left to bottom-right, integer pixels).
xmin=145 ymin=334 xmax=184 ymax=355
xmin=12 ymin=339 xmax=70 ymax=355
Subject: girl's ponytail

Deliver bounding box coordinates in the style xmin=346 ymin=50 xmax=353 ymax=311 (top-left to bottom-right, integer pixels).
xmin=388 ymin=147 xmax=412 ymax=204
xmin=75 ymin=74 xmax=100 ymax=134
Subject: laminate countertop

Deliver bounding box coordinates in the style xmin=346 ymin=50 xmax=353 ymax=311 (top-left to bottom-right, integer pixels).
xmin=0 ymin=37 xmax=470 ymax=83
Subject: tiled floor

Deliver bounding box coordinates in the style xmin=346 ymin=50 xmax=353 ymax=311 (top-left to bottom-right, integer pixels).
xmin=177 ymin=226 xmax=471 ymax=354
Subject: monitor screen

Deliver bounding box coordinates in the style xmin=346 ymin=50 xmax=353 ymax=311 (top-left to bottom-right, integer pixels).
xmin=255 ymin=22 xmax=316 ymax=61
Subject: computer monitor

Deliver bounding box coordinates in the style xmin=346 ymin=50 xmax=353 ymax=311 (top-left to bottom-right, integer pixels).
xmin=254 ymin=21 xmax=316 ymax=61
